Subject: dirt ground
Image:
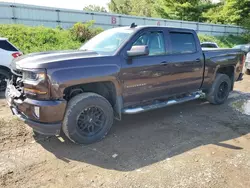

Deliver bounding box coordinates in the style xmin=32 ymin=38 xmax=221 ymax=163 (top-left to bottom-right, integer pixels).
xmin=0 ymin=76 xmax=250 ymax=188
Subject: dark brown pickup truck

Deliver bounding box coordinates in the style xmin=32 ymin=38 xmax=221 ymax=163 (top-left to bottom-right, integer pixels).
xmin=6 ymin=24 xmax=245 ymax=144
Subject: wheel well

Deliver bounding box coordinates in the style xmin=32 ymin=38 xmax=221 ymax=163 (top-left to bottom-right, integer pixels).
xmin=0 ymin=65 xmax=10 ymax=73
xmin=63 ymin=81 xmax=117 ymax=108
xmin=216 ymin=66 xmax=234 ymax=90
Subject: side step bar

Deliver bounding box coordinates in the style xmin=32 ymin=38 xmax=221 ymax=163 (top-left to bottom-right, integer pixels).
xmin=122 ymin=92 xmax=202 ymax=114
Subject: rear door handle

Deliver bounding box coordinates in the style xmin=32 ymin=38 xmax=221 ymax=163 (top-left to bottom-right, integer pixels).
xmin=195 ymin=58 xmax=201 ymax=62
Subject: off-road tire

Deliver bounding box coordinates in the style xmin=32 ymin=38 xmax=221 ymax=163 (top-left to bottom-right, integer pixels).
xmin=62 ymin=92 xmax=114 ymax=144
xmin=0 ymin=69 xmax=10 ymax=91
xmin=206 ymin=73 xmax=231 ymax=105
xmin=245 ymin=68 xmax=250 ymax=75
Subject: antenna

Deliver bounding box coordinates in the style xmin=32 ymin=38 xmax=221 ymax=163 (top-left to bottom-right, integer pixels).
xmin=130 ymin=23 xmax=137 ymax=28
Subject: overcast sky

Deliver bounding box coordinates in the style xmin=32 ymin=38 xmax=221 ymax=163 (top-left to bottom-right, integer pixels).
xmin=2 ymin=0 xmax=220 ymax=10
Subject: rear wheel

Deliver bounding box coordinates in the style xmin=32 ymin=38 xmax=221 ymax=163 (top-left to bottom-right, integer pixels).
xmin=62 ymin=92 xmax=114 ymax=144
xmin=206 ymin=73 xmax=231 ymax=105
xmin=245 ymin=68 xmax=250 ymax=75
xmin=0 ymin=69 xmax=10 ymax=92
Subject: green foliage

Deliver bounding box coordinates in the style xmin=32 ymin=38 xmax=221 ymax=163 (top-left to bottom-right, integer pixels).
xmin=70 ymin=21 xmax=103 ymax=43
xmin=109 ymin=0 xmax=157 ymax=17
xmin=0 ymin=23 xmax=248 ymax=54
xmin=83 ymin=5 xmax=107 ymax=12
xmin=198 ymin=34 xmax=249 ymax=48
xmin=0 ymin=24 xmax=80 ymax=54
xmin=0 ymin=22 xmax=103 ymax=54
xmin=155 ymin=0 xmax=215 ymax=22
xmin=203 ymin=0 xmax=250 ymax=26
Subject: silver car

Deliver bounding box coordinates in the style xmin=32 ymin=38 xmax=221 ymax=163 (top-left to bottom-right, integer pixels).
xmin=245 ymin=52 xmax=250 ymax=74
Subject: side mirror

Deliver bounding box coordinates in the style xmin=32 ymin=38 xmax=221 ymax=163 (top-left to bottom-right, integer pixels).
xmin=127 ymin=45 xmax=149 ymax=57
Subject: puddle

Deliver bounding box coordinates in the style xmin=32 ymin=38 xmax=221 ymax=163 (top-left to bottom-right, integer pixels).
xmin=231 ymin=99 xmax=250 ymax=115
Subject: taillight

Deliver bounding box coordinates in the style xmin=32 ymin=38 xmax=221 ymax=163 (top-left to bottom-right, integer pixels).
xmin=239 ymin=55 xmax=246 ymax=68
xmin=12 ymin=52 xmax=22 ymax=58
xmin=242 ymin=55 xmax=246 ymax=65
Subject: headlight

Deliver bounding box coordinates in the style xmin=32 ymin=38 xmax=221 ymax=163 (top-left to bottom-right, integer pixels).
xmin=23 ymin=69 xmax=46 ymax=82
xmin=22 ymin=69 xmax=48 ymax=96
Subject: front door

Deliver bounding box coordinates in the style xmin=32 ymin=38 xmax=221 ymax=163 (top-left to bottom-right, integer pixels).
xmin=120 ymin=30 xmax=169 ymax=106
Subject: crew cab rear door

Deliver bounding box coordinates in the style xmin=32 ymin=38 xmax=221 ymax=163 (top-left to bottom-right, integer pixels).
xmin=162 ymin=29 xmax=204 ymax=95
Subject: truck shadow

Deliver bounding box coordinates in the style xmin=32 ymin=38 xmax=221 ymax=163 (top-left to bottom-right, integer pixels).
xmin=35 ymin=91 xmax=250 ymax=171
xmin=0 ymin=92 xmax=5 ymax=99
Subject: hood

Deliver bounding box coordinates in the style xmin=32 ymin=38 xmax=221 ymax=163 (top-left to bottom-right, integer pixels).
xmin=11 ymin=50 xmax=101 ymax=70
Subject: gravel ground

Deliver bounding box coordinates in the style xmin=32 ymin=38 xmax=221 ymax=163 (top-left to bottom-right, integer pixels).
xmin=0 ymin=76 xmax=250 ymax=188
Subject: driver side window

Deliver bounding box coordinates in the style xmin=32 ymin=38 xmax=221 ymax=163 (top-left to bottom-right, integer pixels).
xmin=132 ymin=32 xmax=165 ymax=56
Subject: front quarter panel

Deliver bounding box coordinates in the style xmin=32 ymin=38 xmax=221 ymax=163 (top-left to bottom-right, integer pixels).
xmin=47 ymin=56 xmax=121 ymax=99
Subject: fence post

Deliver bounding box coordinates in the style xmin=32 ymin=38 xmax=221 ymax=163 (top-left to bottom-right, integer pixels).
xmin=10 ymin=4 xmax=16 ymax=24
xmin=55 ymin=9 xmax=60 ymax=27
xmin=196 ymin=22 xmax=199 ymax=33
xmin=119 ymin=15 xmax=121 ymax=27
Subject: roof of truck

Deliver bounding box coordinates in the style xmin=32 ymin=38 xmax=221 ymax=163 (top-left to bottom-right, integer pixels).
xmin=0 ymin=37 xmax=7 ymax=40
xmin=119 ymin=25 xmax=195 ymax=33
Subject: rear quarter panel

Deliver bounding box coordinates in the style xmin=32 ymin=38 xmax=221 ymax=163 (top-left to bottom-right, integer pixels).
xmin=202 ymin=49 xmax=244 ymax=90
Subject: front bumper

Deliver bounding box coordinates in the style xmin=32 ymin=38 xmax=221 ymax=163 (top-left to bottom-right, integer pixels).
xmin=10 ymin=106 xmax=62 ymax=135
xmin=6 ymin=85 xmax=67 ymax=135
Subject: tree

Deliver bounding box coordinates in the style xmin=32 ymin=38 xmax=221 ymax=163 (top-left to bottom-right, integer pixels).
xmin=108 ymin=0 xmax=250 ymax=29
xmin=203 ymin=0 xmax=250 ymax=26
xmin=83 ymin=5 xmax=107 ymax=13
xmin=108 ymin=0 xmax=157 ymax=17
xmin=154 ymin=0 xmax=215 ymax=22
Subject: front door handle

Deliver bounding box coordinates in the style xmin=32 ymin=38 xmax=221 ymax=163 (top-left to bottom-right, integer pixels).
xmin=161 ymin=61 xmax=168 ymax=65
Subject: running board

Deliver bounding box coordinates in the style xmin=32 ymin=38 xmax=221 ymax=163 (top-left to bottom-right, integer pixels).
xmin=122 ymin=92 xmax=202 ymax=114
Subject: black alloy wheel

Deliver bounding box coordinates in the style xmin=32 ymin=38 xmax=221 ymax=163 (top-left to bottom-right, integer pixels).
xmin=77 ymin=106 xmax=106 ymax=136
xmin=217 ymin=81 xmax=229 ymax=100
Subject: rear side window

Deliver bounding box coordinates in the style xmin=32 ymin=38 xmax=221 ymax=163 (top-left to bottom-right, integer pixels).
xmin=169 ymin=32 xmax=196 ymax=54
xmin=0 ymin=40 xmax=17 ymax=51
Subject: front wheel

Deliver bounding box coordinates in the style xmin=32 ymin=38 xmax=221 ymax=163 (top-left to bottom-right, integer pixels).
xmin=206 ymin=73 xmax=231 ymax=105
xmin=0 ymin=69 xmax=10 ymax=92
xmin=62 ymin=92 xmax=114 ymax=144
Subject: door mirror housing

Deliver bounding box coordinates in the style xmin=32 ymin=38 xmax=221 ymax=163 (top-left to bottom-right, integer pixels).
xmin=127 ymin=45 xmax=149 ymax=57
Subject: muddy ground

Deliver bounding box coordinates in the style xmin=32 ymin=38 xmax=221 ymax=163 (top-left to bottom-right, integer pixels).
xmin=0 ymin=76 xmax=250 ymax=188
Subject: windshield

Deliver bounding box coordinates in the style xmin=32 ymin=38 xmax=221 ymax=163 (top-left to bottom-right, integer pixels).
xmin=80 ymin=27 xmax=134 ymax=55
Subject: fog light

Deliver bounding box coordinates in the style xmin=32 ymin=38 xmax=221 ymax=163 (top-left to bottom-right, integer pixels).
xmin=34 ymin=106 xmax=40 ymax=119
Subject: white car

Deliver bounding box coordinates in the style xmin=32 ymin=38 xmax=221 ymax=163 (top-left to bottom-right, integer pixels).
xmin=201 ymin=42 xmax=219 ymax=48
xmin=0 ymin=38 xmax=22 ymax=91
xmin=245 ymin=52 xmax=250 ymax=74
